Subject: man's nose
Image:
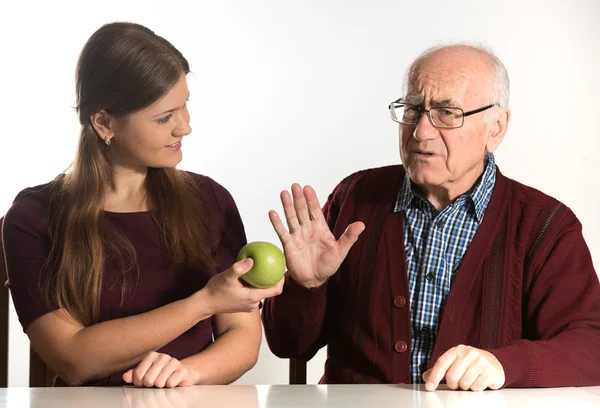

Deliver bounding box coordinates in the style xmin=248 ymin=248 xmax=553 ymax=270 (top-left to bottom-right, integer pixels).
xmin=412 ymin=111 xmax=438 ymax=141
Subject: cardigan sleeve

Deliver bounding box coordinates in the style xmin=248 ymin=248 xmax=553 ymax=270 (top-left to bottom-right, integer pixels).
xmin=490 ymin=207 xmax=600 ymax=387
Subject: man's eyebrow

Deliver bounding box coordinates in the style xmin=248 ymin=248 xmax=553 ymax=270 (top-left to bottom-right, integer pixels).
xmin=404 ymin=95 xmax=460 ymax=108
xmin=430 ymin=98 xmax=458 ymax=108
xmin=404 ymin=94 xmax=424 ymax=105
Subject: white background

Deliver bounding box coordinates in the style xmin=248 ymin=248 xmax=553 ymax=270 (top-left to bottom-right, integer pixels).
xmin=0 ymin=0 xmax=598 ymax=387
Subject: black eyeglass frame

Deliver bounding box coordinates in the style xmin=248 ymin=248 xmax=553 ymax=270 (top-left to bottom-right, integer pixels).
xmin=388 ymin=98 xmax=499 ymax=129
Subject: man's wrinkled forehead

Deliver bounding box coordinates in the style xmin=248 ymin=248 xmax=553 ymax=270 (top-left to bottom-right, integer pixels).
xmin=406 ymin=65 xmax=477 ymax=108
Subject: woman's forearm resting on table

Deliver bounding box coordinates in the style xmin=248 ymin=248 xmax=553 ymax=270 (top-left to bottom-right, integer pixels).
xmin=181 ymin=310 xmax=262 ymax=385
xmin=26 ymin=289 xmax=218 ymax=386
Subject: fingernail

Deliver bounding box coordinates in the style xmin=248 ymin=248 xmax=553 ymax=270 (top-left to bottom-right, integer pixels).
xmin=426 ymin=382 xmax=434 ymax=390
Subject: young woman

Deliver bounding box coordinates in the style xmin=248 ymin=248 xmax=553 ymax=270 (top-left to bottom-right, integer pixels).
xmin=1 ymin=22 xmax=282 ymax=388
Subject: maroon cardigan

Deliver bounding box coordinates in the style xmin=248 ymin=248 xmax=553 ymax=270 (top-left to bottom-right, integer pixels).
xmin=262 ymin=165 xmax=600 ymax=387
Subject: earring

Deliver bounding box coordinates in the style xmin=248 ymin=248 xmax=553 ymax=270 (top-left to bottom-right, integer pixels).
xmin=104 ymin=136 xmax=112 ymax=146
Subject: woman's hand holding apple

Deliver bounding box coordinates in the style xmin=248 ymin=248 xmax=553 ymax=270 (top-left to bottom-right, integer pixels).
xmin=201 ymin=258 xmax=284 ymax=315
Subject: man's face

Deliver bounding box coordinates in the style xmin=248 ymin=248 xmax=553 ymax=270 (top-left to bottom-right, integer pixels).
xmin=399 ymin=50 xmax=502 ymax=193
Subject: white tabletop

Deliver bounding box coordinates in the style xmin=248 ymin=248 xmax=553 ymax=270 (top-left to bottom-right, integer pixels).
xmin=0 ymin=384 xmax=598 ymax=408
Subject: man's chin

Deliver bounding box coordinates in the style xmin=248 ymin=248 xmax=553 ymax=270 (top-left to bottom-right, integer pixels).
xmin=407 ymin=168 xmax=446 ymax=188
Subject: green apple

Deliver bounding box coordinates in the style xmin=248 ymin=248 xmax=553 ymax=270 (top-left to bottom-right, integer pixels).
xmin=237 ymin=241 xmax=286 ymax=288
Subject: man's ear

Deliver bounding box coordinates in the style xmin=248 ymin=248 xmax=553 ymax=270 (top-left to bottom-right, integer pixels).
xmin=486 ymin=107 xmax=510 ymax=153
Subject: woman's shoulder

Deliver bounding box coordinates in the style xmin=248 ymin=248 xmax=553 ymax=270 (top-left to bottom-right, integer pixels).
xmin=2 ymin=180 xmax=58 ymax=240
xmin=182 ymin=171 xmax=238 ymax=213
xmin=5 ymin=181 xmax=56 ymax=221
xmin=183 ymin=171 xmax=227 ymax=193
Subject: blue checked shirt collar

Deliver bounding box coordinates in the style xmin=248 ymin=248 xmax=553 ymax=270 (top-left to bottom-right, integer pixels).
xmin=394 ymin=153 xmax=496 ymax=223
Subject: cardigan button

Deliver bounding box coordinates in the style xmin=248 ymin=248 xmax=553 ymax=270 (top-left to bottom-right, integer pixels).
xmin=394 ymin=341 xmax=408 ymax=353
xmin=393 ymin=295 xmax=406 ymax=308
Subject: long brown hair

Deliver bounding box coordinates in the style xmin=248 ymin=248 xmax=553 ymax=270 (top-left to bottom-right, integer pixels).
xmin=44 ymin=22 xmax=214 ymax=327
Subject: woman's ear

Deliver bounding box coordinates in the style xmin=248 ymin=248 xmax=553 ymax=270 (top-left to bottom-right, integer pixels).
xmin=90 ymin=110 xmax=115 ymax=144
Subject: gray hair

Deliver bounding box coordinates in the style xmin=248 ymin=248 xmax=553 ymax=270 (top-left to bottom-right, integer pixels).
xmin=404 ymin=43 xmax=510 ymax=110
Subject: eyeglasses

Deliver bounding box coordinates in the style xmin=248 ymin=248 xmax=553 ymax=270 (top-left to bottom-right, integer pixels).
xmin=388 ymin=98 xmax=498 ymax=129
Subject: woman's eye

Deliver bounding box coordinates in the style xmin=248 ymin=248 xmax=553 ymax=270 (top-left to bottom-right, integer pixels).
xmin=157 ymin=114 xmax=172 ymax=124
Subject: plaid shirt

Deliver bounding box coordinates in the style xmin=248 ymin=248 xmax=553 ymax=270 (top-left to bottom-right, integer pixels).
xmin=394 ymin=153 xmax=497 ymax=383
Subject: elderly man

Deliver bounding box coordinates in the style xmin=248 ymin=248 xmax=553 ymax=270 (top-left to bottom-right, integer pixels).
xmin=262 ymin=44 xmax=600 ymax=391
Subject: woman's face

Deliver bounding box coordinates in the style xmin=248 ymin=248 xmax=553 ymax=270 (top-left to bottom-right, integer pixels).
xmin=105 ymin=73 xmax=191 ymax=170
